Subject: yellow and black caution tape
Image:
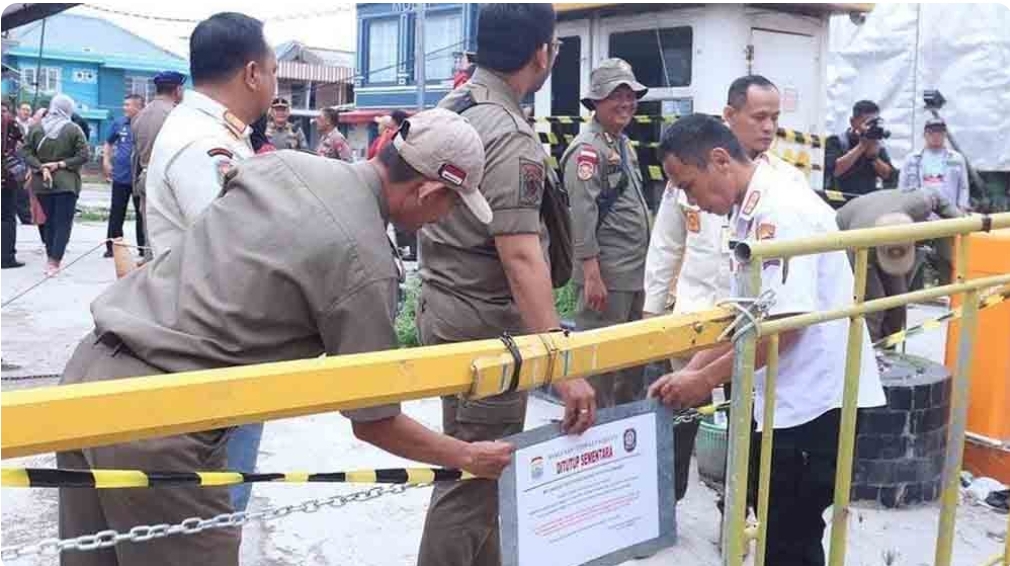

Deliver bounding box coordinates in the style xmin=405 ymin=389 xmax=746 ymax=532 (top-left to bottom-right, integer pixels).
xmin=875 ymin=286 xmax=1010 ymax=349
xmin=1 ymin=467 xmax=474 ymax=489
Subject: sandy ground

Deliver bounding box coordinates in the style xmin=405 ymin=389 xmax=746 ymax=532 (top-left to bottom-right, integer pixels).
xmin=1 ymin=216 xmax=1007 ymax=566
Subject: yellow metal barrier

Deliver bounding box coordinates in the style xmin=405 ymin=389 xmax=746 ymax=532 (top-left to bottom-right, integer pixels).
xmin=1 ymin=309 xmax=734 ymax=458
xmin=727 ymin=210 xmax=1010 ymax=566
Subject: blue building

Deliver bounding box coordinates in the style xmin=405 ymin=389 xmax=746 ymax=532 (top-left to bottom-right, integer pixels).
xmin=354 ymin=3 xmax=478 ymax=111
xmin=2 ymin=13 xmax=188 ymax=149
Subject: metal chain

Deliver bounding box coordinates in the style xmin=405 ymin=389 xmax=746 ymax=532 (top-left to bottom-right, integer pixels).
xmin=671 ymin=409 xmax=709 ymax=427
xmin=0 ymin=483 xmax=419 ymax=561
xmin=0 ymin=373 xmax=61 ymax=382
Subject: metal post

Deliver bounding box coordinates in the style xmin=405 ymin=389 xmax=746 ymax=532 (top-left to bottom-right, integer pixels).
xmin=828 ymin=247 xmax=869 ymax=566
xmin=1004 ymin=507 xmax=1010 ymax=566
xmin=31 ymin=18 xmax=46 ymax=108
xmin=722 ymin=259 xmax=761 ymax=566
xmin=934 ymin=288 xmax=980 ymax=566
xmin=414 ymin=3 xmax=426 ymax=111
xmin=755 ymin=334 xmax=779 ymax=566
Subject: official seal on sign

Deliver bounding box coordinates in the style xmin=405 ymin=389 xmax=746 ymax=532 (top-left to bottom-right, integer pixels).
xmin=623 ymin=428 xmax=637 ymax=453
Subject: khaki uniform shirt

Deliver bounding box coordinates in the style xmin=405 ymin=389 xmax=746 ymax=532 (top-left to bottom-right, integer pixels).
xmin=90 ymin=152 xmax=401 ymax=422
xmin=561 ymin=119 xmax=650 ymax=291
xmin=836 ymin=188 xmax=959 ymax=231
xmin=419 ymin=68 xmax=551 ymax=337
xmin=145 ymin=91 xmax=254 ymax=255
xmin=131 ymin=97 xmax=175 ymax=198
xmin=266 ymin=121 xmax=308 ymax=151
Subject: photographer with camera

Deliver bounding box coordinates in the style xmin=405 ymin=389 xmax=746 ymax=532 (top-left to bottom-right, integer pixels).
xmin=825 ymin=100 xmax=896 ymax=196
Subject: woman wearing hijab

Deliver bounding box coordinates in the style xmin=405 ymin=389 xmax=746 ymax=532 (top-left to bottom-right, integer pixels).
xmin=22 ymin=94 xmax=90 ymax=276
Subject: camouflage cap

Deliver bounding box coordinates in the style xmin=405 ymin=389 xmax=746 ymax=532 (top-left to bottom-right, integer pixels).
xmin=580 ymin=58 xmax=648 ymax=110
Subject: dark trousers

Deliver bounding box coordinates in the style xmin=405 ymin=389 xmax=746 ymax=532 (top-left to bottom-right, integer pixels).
xmin=37 ymin=192 xmax=78 ymax=262
xmin=2 ymin=183 xmax=18 ymax=263
xmin=749 ymin=408 xmax=842 ymax=566
xmin=106 ymin=182 xmax=145 ymax=253
xmin=15 ymin=183 xmax=32 ymax=224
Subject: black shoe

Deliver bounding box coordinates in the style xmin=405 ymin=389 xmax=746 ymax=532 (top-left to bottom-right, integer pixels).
xmin=1 ymin=260 xmax=25 ymax=269
xmin=103 ymin=249 xmax=114 ymax=258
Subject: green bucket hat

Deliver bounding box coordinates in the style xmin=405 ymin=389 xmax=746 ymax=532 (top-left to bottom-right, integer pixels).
xmin=580 ymin=58 xmax=648 ymax=110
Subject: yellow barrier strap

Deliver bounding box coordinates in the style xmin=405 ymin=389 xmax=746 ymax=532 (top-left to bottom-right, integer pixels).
xmin=533 ymin=116 xmax=824 ymax=148
xmin=0 ymin=467 xmax=475 ymax=489
xmin=875 ymin=288 xmax=1010 ymax=349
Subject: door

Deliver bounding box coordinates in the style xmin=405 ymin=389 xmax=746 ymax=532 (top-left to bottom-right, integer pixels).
xmin=535 ymin=20 xmax=591 ymax=119
xmin=750 ymin=28 xmax=819 ymax=133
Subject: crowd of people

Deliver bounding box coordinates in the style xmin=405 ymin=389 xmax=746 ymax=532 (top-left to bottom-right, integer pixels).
xmin=0 ymin=4 xmax=977 ymax=566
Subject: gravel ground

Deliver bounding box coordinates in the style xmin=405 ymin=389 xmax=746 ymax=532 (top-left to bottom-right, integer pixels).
xmin=2 ymin=220 xmax=1006 ymax=566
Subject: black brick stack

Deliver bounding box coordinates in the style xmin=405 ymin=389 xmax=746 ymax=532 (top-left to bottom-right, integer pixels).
xmin=852 ymin=352 xmax=952 ymax=508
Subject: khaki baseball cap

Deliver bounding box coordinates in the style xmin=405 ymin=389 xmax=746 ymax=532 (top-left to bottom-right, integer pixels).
xmin=392 ymin=108 xmax=492 ymax=224
xmin=874 ymin=212 xmax=916 ymax=276
xmin=581 ymin=58 xmax=648 ymax=110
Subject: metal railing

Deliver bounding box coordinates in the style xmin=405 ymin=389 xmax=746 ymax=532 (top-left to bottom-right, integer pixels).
xmin=725 ymin=212 xmax=1010 ymax=566
xmin=1 ymin=213 xmax=1009 ymax=565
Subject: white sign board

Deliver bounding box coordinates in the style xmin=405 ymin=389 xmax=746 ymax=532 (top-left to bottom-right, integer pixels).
xmin=499 ymin=400 xmax=676 ymax=566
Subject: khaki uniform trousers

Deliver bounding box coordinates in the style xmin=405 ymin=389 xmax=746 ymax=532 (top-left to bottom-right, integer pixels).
xmin=57 ymin=333 xmax=239 ymax=566
xmin=415 ymin=298 xmax=527 ymax=566
xmin=573 ymin=286 xmax=647 ymax=408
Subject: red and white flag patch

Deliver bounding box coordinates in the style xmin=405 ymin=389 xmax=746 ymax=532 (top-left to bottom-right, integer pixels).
xmin=438 ymin=163 xmax=467 ymax=186
xmin=576 ymin=145 xmax=598 ymax=180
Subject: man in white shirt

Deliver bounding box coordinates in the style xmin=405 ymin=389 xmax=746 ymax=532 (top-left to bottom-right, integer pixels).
xmin=651 ymin=114 xmax=885 ymax=565
xmin=146 ymin=12 xmax=277 ymax=255
xmin=144 ymin=11 xmax=277 ymax=514
xmin=643 ymin=75 xmax=808 ymax=501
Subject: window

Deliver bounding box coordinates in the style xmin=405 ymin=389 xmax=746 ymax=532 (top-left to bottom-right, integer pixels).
xmin=608 ymin=27 xmax=693 ymax=88
xmin=128 ymin=76 xmax=156 ymax=102
xmin=21 ymin=66 xmax=61 ymax=93
xmin=367 ymin=18 xmax=399 ymax=83
xmin=424 ymin=11 xmax=463 ymax=81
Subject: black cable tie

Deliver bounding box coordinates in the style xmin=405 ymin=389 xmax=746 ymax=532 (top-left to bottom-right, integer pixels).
xmin=981 ymin=214 xmax=993 ymax=233
xmin=500 ymin=332 xmax=523 ymax=393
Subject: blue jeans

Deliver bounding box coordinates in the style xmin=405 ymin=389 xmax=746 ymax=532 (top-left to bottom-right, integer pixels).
xmin=227 ymin=423 xmax=264 ymax=512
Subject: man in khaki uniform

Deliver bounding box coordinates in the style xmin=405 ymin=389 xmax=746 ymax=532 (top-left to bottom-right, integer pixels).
xmin=416 ymin=5 xmax=596 ymax=566
xmin=265 ymin=97 xmax=308 ymax=150
xmin=131 ymin=70 xmax=185 ymax=260
xmin=561 ymin=58 xmax=651 ymax=408
xmin=57 ymin=109 xmax=511 ymax=566
xmin=836 ymin=188 xmax=961 ymax=342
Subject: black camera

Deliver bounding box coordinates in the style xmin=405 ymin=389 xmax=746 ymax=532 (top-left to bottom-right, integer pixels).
xmin=862 ymin=116 xmax=891 ymax=140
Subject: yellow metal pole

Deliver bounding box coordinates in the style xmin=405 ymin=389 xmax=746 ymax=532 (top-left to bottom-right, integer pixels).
xmin=934 ymin=288 xmax=980 ymax=566
xmin=1 ymin=308 xmax=735 ymax=459
xmin=738 ymin=212 xmax=1010 ymax=261
xmin=1004 ymin=506 xmax=1010 ymax=566
xmin=759 ymin=276 xmax=1010 ymax=336
xmin=755 ymin=334 xmax=779 ymax=566
xmin=828 ymin=247 xmax=869 ymax=566
xmin=722 ymin=258 xmax=762 ymax=566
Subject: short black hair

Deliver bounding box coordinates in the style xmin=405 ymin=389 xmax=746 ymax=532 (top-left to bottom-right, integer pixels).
xmin=190 ymin=12 xmax=270 ymax=86
xmin=124 ymin=94 xmax=145 ymax=106
xmin=852 ymin=99 xmax=880 ymax=119
xmin=660 ymin=113 xmax=747 ymax=168
xmin=378 ymin=140 xmax=422 ymax=183
xmin=727 ymin=75 xmax=777 ymax=109
xmin=390 ymin=109 xmax=408 ymax=126
xmin=155 ymin=82 xmax=179 ymax=96
xmin=476 ymin=4 xmax=556 ymax=73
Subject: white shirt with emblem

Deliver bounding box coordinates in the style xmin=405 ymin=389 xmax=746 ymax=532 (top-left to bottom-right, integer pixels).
xmin=145 ymin=90 xmax=254 ymax=255
xmin=731 ymin=161 xmax=886 ymax=431
xmin=644 ymin=152 xmax=808 ymax=316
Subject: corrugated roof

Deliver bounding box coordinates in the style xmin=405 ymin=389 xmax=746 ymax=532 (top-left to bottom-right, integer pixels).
xmin=7 ymin=12 xmax=185 ymax=68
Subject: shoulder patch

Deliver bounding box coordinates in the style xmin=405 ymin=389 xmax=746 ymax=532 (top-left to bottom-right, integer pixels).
xmin=686 ymin=210 xmax=701 ymax=233
xmin=519 ymin=158 xmax=544 ymax=207
xmin=576 ymin=144 xmax=599 ymax=181
xmin=207 ymin=147 xmax=235 ymax=159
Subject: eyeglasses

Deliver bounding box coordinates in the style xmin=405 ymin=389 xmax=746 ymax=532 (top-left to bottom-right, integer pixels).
xmin=550 ymin=38 xmax=564 ymax=52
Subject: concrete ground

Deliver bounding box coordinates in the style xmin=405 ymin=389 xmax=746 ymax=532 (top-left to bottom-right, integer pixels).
xmin=2 ymin=218 xmax=1007 ymax=565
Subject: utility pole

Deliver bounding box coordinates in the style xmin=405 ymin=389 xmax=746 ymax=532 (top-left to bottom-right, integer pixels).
xmin=414 ymin=3 xmax=426 ymax=111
